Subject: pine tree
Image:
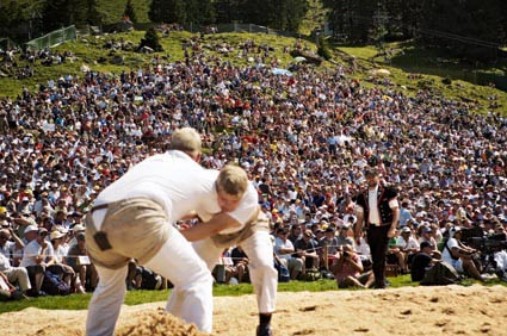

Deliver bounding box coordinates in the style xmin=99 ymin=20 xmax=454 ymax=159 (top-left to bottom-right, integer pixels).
xmin=139 ymin=27 xmax=163 ymax=51
xmin=85 ymin=0 xmax=103 ymax=26
xmin=124 ymin=0 xmax=138 ymax=24
xmin=285 ymin=0 xmax=309 ymax=32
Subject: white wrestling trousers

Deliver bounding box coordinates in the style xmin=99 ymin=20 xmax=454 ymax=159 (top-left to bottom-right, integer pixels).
xmin=193 ymin=230 xmax=278 ymax=313
xmin=86 ymin=221 xmax=213 ymax=336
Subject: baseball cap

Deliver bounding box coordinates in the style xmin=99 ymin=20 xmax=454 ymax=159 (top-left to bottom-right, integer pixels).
xmin=50 ymin=230 xmax=65 ymax=240
xmin=423 ymin=226 xmax=433 ymax=233
xmin=24 ymin=224 xmax=39 ymax=234
xmin=72 ymin=224 xmax=86 ymax=232
xmin=402 ymin=227 xmax=411 ymax=233
xmin=449 ymin=226 xmax=462 ymax=237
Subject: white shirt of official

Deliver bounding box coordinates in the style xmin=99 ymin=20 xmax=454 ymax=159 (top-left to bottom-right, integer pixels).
xmin=364 ymin=185 xmax=398 ymax=225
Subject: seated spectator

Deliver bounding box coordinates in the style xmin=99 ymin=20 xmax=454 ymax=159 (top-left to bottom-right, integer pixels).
xmin=49 ymin=230 xmax=83 ymax=293
xmin=66 ymin=232 xmax=98 ymax=291
xmin=332 ymin=245 xmax=374 ymax=288
xmin=0 ymin=271 xmax=25 ymax=301
xmin=294 ymin=229 xmax=320 ymax=271
xmin=396 ymin=227 xmax=420 ymax=273
xmin=336 ymin=223 xmax=354 ymax=249
xmin=442 ymin=226 xmax=485 ymax=281
xmin=411 ymin=241 xmax=441 ymax=282
xmin=19 ymin=226 xmax=53 ymax=296
xmin=228 ymin=246 xmax=249 ymax=283
xmin=128 ymin=261 xmax=163 ymax=290
xmin=274 ymin=227 xmax=303 ymax=280
xmin=0 ymin=225 xmax=28 ymax=285
xmin=354 ymin=230 xmax=372 ymax=270
xmin=318 ymin=226 xmax=339 ymax=271
xmin=387 ymin=232 xmax=406 ymax=273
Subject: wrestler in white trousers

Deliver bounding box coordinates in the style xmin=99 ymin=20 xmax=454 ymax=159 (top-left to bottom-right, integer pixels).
xmin=86 ymin=211 xmax=214 ymax=336
xmin=193 ymin=230 xmax=278 ymax=314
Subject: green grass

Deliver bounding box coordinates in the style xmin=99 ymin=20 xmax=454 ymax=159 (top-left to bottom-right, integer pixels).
xmin=0 ymin=30 xmax=308 ymax=98
xmin=2 ymin=275 xmax=503 ymax=314
xmin=335 ymin=43 xmax=507 ymax=115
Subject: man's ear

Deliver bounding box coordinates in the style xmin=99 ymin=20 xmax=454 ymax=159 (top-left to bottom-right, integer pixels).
xmin=194 ymin=152 xmax=201 ymax=163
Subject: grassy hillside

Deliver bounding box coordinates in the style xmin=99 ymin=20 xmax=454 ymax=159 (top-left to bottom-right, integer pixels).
xmin=1 ymin=27 xmax=506 ymax=115
xmin=0 ymin=30 xmax=310 ymax=98
xmin=335 ymin=43 xmax=507 ymax=115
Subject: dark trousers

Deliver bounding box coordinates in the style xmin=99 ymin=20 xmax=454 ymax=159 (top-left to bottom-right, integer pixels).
xmin=367 ymin=225 xmax=390 ymax=288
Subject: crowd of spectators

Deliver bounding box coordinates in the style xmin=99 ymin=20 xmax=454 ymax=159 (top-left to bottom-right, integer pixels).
xmin=0 ymin=33 xmax=506 ymax=299
xmin=0 ymin=47 xmax=77 ymax=80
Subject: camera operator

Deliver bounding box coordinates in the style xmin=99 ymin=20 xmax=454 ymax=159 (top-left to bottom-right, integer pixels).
xmin=490 ymin=222 xmax=507 ymax=281
xmin=331 ymin=244 xmax=374 ymax=288
xmin=442 ymin=226 xmax=486 ymax=281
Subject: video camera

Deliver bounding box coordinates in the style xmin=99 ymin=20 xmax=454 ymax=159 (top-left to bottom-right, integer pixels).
xmin=460 ymin=226 xmax=507 ymax=253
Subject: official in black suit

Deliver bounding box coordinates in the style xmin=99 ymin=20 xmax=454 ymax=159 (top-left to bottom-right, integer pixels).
xmin=353 ymin=167 xmax=399 ymax=288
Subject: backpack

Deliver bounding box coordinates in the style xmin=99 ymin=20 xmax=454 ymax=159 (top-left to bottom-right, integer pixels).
xmin=420 ymin=261 xmax=460 ymax=286
xmin=301 ymin=268 xmax=322 ymax=282
xmin=41 ymin=270 xmax=71 ymax=295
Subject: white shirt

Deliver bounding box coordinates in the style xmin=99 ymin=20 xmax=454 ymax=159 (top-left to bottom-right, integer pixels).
xmin=0 ymin=241 xmax=15 ymax=259
xmin=442 ymin=237 xmax=459 ymax=264
xmin=396 ymin=235 xmax=419 ymax=251
xmin=95 ymin=151 xmax=219 ymax=227
xmin=356 ymin=185 xmax=398 ymax=225
xmin=0 ymin=253 xmax=12 ymax=271
xmin=368 ymin=186 xmax=381 ymax=225
xmin=20 ymin=240 xmax=55 ymax=267
xmin=274 ymin=237 xmax=294 ymax=261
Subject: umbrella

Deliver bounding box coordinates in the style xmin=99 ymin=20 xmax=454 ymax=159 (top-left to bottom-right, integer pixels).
xmin=369 ymin=68 xmax=391 ymax=76
xmin=272 ymin=68 xmax=293 ymax=76
xmin=294 ymin=56 xmax=307 ymax=63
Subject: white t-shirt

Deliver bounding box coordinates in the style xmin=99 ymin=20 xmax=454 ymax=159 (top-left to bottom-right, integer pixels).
xmin=95 ymin=151 xmax=220 ymax=226
xmin=274 ymin=237 xmax=294 ymax=261
xmin=20 ymin=240 xmax=55 ymax=267
xmin=196 ymin=170 xmax=259 ymax=234
xmin=396 ymin=236 xmax=419 ymax=251
xmin=442 ymin=237 xmax=459 ymax=264
xmin=0 ymin=241 xmax=15 ymax=259
xmin=0 ymin=253 xmax=12 ymax=271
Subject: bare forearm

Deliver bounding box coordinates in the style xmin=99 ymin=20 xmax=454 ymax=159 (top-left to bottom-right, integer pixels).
xmin=181 ymin=213 xmax=240 ymax=242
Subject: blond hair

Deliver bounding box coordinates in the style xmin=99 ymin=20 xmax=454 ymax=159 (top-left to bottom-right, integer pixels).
xmin=216 ymin=165 xmax=248 ymax=196
xmin=169 ymin=127 xmax=202 ymax=154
